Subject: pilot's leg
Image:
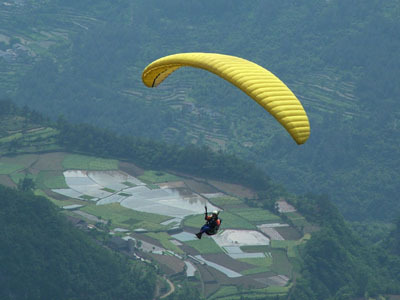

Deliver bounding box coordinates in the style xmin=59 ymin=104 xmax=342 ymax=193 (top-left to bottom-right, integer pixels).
xmin=196 ymin=224 xmax=210 ymax=239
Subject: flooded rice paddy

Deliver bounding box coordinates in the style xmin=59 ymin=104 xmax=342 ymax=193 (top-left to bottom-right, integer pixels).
xmin=53 ymin=170 xmax=219 ymax=219
xmin=195 ymin=255 xmax=242 ymax=278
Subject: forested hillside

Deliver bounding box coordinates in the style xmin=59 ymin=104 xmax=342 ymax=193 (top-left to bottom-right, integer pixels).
xmin=288 ymin=195 xmax=400 ymax=299
xmin=0 ymin=185 xmax=155 ymax=300
xmin=1 ymin=0 xmax=399 ymax=221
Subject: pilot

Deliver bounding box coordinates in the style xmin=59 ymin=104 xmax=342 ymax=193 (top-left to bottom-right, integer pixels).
xmin=196 ymin=209 xmax=221 ymax=239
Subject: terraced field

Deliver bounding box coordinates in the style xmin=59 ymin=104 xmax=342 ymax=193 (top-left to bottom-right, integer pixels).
xmin=291 ymin=71 xmax=361 ymax=117
xmin=122 ymin=63 xmax=362 ymax=152
xmin=0 ymin=1 xmax=102 ymax=97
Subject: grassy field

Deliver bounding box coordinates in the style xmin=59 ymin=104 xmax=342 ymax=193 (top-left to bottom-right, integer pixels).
xmin=239 ymin=256 xmax=273 ymax=275
xmin=145 ymin=232 xmax=184 ymax=254
xmin=285 ymin=212 xmax=307 ymax=221
xmin=271 ymin=240 xmax=298 ymax=258
xmin=62 ymin=154 xmax=118 ymax=170
xmin=270 ymin=249 xmax=292 ymax=276
xmin=81 ymin=203 xmax=171 ymax=231
xmin=249 ymin=285 xmax=290 ymax=295
xmin=208 ymin=196 xmax=243 ymax=207
xmin=210 ymin=286 xmax=238 ymax=300
xmin=0 ymin=161 xmax=25 ymax=174
xmin=212 ymin=294 xmax=268 ymax=300
xmin=260 ymin=285 xmax=290 ymax=294
xmin=34 ymin=189 xmax=81 ymax=207
xmin=240 ymin=245 xmax=269 ymax=253
xmin=138 ymin=170 xmax=182 ymax=183
xmin=184 ymin=237 xmax=223 ymax=254
xmin=184 ymin=211 xmax=256 ymax=230
xmin=210 ymin=284 xmax=289 ymax=300
xmin=35 ymin=170 xmax=68 ymax=189
xmin=231 ymin=207 xmax=281 ymax=223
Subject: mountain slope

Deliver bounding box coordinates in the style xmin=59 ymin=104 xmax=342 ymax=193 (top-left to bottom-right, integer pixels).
xmin=2 ymin=0 xmax=399 ymax=220
xmin=0 ymin=185 xmax=156 ymax=300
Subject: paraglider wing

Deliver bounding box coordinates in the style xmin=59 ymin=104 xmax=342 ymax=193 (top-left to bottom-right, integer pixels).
xmin=142 ymin=52 xmax=310 ymax=144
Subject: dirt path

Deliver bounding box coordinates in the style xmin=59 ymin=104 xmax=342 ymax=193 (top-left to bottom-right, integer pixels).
xmin=160 ymin=277 xmax=175 ymax=299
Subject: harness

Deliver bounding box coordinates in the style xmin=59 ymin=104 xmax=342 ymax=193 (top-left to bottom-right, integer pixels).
xmin=205 ymin=217 xmax=221 ymax=235
xmin=203 ymin=206 xmax=221 ymax=235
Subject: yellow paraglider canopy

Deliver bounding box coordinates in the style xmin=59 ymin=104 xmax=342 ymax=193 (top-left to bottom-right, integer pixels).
xmin=142 ymin=52 xmax=310 ymax=145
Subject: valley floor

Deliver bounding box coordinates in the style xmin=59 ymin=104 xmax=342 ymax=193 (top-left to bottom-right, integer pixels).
xmin=0 ymin=152 xmax=314 ymax=299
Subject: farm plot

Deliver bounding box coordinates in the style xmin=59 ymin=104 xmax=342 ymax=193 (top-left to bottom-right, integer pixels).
xmin=53 ymin=170 xmax=145 ymax=201
xmin=33 ymin=152 xmax=66 ymax=170
xmin=210 ymin=284 xmax=289 ymax=300
xmin=171 ymin=231 xmax=198 ymax=242
xmin=224 ymin=249 xmax=264 ymax=261
xmin=63 ymin=170 xmax=111 ymax=199
xmin=0 ymin=132 xmax=22 ymax=144
xmin=120 ymin=186 xmax=219 ymax=219
xmin=212 ymin=230 xmax=270 ymax=248
xmin=239 ymin=257 xmax=273 ymax=276
xmin=210 ymin=286 xmax=238 ymax=300
xmin=270 ymin=249 xmax=293 ymax=277
xmin=138 ymin=170 xmax=182 ymax=183
xmin=271 ymin=240 xmax=298 ymax=258
xmin=203 ymin=253 xmax=254 ymax=273
xmin=87 ymin=170 xmax=145 ymax=190
xmin=10 ymin=171 xmax=36 ymax=186
xmin=97 ymin=194 xmax=127 ymax=205
xmin=285 ymin=211 xmax=310 ymax=229
xmin=257 ymin=227 xmax=285 ymax=241
xmin=208 ymin=230 xmax=273 ymax=275
xmin=205 ymin=195 xmax=244 ymax=208
xmin=81 ymin=203 xmax=172 ymax=231
xmin=0 ymin=162 xmax=24 ymax=176
xmin=274 ymin=226 xmax=302 ymax=240
xmin=34 ymin=189 xmax=81 ymax=207
xmin=208 ymin=180 xmax=256 ymax=199
xmin=0 ymin=128 xmax=59 ymax=154
xmin=148 ymin=253 xmax=185 ymax=276
xmin=0 ymin=154 xmax=38 ymax=169
xmin=145 ymin=232 xmax=184 ymax=254
xmin=52 ymin=188 xmax=83 ymax=199
xmin=194 ymin=255 xmax=242 ymax=278
xmin=231 ymin=208 xmax=281 ymax=224
xmin=185 ymin=237 xmax=224 ymax=254
xmin=35 ymin=170 xmax=68 ymax=189
xmin=51 ymin=169 xmax=221 ymax=221
xmin=183 ymin=178 xmax=219 ymax=194
xmin=62 ymin=154 xmax=118 ymax=170
xmin=118 ymin=161 xmax=144 ymax=177
xmin=0 ymin=155 xmax=36 ymax=175
xmin=0 ymin=174 xmax=16 ymax=187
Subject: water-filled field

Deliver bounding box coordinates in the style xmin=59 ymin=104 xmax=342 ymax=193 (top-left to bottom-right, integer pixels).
xmin=53 ymin=170 xmax=219 ymax=218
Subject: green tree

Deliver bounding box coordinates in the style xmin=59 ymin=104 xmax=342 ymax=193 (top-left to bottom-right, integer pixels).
xmin=17 ymin=177 xmax=35 ymax=191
